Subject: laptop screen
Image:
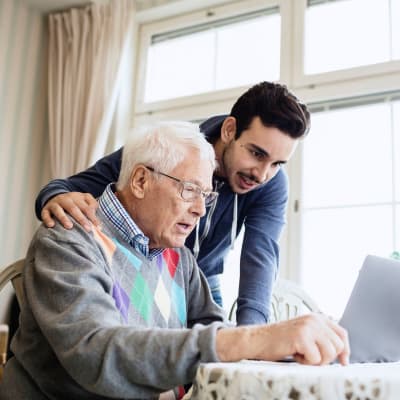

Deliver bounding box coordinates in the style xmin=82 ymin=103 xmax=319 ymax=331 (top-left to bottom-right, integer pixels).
xmin=339 ymin=255 xmax=400 ymax=363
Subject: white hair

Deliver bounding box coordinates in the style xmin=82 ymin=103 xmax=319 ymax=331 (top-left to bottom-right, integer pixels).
xmin=116 ymin=121 xmax=216 ymax=190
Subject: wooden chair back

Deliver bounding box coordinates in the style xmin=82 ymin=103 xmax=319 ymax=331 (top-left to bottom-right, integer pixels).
xmin=0 ymin=324 xmax=9 ymax=381
xmin=0 ymin=259 xmax=25 ymax=307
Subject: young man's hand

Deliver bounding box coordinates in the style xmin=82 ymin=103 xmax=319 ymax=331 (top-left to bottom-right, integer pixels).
xmin=41 ymin=192 xmax=99 ymax=232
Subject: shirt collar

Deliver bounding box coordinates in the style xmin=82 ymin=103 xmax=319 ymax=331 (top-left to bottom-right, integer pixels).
xmin=98 ymin=183 xmax=163 ymax=260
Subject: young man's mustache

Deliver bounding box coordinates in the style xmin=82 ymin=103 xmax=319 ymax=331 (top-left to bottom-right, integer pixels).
xmin=238 ymin=172 xmax=262 ymax=185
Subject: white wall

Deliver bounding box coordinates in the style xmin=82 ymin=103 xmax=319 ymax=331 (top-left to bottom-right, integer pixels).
xmin=0 ymin=0 xmax=50 ymax=321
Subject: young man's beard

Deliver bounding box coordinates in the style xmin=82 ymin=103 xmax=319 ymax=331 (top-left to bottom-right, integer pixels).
xmin=220 ymin=144 xmax=261 ymax=192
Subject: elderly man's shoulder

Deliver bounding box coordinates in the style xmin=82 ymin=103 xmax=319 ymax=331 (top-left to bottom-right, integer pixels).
xmin=35 ymin=217 xmax=96 ymax=245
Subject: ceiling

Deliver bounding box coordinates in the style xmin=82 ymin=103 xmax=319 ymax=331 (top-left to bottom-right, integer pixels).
xmin=22 ymin=0 xmax=181 ymax=13
xmin=23 ymin=0 xmax=91 ymax=12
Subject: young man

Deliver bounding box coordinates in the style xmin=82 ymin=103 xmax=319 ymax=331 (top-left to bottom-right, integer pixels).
xmin=35 ymin=82 xmax=310 ymax=325
xmin=1 ymin=122 xmax=348 ymax=400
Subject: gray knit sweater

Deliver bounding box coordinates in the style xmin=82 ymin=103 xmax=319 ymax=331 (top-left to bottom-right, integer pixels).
xmin=0 ymin=209 xmax=226 ymax=399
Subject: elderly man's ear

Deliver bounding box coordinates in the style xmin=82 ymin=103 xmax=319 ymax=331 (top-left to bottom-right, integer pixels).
xmin=129 ymin=165 xmax=150 ymax=199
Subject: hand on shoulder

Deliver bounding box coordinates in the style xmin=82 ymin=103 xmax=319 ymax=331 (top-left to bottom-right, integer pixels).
xmin=41 ymin=192 xmax=99 ymax=232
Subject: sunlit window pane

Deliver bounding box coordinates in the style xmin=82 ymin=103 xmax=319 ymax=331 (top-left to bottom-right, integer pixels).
xmin=144 ymin=10 xmax=280 ymax=102
xmin=305 ymin=0 xmax=395 ymax=74
xmin=397 ymin=206 xmax=400 ymax=251
xmin=301 ymin=97 xmax=399 ymax=319
xmin=392 ymin=0 xmax=400 ymax=60
xmin=302 ymin=103 xmax=392 ymax=208
xmin=144 ymin=32 xmax=214 ymax=102
xmin=394 ymin=101 xmax=400 ymax=201
xmin=215 ymin=14 xmax=280 ymax=90
xmin=220 ymin=229 xmax=243 ymax=314
xmin=300 ymin=206 xmax=393 ymax=318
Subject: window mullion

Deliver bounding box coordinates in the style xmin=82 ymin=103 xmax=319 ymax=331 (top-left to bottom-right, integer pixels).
xmin=291 ymin=0 xmax=307 ymax=89
xmin=388 ymin=0 xmax=393 ymax=60
xmin=279 ymin=0 xmax=293 ymax=86
xmin=213 ymin=28 xmax=218 ymax=92
xmin=390 ymin=100 xmax=397 ymax=251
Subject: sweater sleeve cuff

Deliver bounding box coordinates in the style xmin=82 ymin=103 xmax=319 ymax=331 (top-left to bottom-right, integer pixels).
xmin=197 ymin=321 xmax=227 ymax=362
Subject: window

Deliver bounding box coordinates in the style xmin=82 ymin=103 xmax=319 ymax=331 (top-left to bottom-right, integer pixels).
xmin=305 ymin=0 xmax=400 ymax=75
xmin=137 ymin=1 xmax=281 ymax=109
xmin=299 ymin=96 xmax=400 ymax=318
xmin=134 ymin=0 xmax=400 ymax=316
xmin=143 ymin=9 xmax=280 ymax=102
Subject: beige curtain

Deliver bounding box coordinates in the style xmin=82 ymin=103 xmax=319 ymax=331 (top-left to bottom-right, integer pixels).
xmin=48 ymin=0 xmax=135 ymax=178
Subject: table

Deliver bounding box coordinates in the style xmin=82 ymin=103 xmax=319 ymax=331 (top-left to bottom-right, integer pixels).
xmin=190 ymin=360 xmax=400 ymax=400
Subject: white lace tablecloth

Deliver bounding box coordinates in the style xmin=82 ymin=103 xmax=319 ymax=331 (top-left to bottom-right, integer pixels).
xmin=190 ymin=360 xmax=400 ymax=400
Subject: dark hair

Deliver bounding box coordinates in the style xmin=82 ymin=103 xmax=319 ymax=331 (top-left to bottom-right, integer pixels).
xmin=230 ymin=81 xmax=310 ymax=139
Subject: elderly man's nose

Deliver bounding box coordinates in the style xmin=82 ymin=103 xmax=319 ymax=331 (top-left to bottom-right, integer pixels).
xmin=190 ymin=196 xmax=206 ymax=217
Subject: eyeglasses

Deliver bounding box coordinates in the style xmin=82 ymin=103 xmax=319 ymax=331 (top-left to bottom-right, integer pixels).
xmin=146 ymin=166 xmax=218 ymax=206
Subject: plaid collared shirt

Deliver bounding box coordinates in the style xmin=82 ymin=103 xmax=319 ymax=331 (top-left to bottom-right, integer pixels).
xmin=98 ymin=183 xmax=163 ymax=260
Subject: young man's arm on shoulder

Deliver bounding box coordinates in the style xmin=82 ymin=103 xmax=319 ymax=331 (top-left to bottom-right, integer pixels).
xmin=35 ymin=148 xmax=123 ymax=229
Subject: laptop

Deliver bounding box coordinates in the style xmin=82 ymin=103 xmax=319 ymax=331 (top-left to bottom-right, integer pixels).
xmin=339 ymin=255 xmax=400 ymax=363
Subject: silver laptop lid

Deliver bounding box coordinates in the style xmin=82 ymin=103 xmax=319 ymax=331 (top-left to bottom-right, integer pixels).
xmin=339 ymin=255 xmax=400 ymax=363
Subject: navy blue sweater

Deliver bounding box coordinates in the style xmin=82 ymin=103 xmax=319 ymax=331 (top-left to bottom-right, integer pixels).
xmin=35 ymin=115 xmax=288 ymax=325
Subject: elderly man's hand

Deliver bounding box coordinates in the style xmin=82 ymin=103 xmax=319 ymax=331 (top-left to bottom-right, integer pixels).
xmin=268 ymin=314 xmax=349 ymax=365
xmin=41 ymin=192 xmax=99 ymax=232
xmin=216 ymin=313 xmax=350 ymax=366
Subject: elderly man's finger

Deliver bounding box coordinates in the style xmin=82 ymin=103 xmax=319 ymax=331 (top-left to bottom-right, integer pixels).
xmin=317 ymin=337 xmax=339 ymax=365
xmin=329 ymin=320 xmax=350 ymax=359
xmin=329 ymin=322 xmax=350 ymax=365
xmin=299 ymin=341 xmax=322 ymax=365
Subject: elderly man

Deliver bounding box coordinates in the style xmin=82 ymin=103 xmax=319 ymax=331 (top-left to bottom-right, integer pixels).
xmin=0 ymin=122 xmax=349 ymax=400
